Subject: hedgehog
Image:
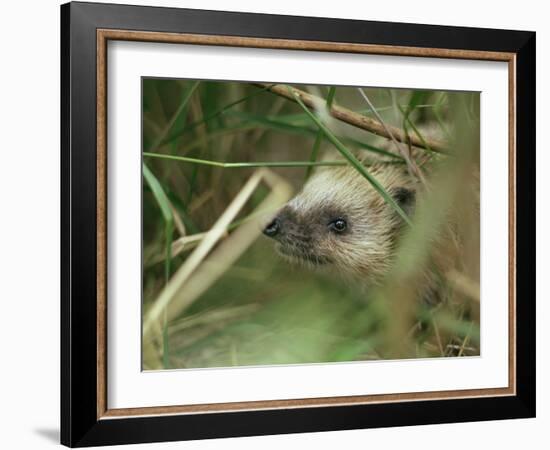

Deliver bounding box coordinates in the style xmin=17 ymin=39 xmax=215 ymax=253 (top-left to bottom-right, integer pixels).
xmin=262 ymin=162 xmax=450 ymax=304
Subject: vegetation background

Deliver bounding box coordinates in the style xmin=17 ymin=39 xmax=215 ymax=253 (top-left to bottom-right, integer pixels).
xmin=141 ymin=79 xmax=480 ymax=370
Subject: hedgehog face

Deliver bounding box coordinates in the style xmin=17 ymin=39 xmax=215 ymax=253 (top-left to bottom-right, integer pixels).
xmin=263 ymin=165 xmax=415 ymax=282
xmin=262 ymin=202 xmax=350 ymax=267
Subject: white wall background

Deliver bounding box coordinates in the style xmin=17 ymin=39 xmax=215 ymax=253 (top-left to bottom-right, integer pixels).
xmin=0 ymin=0 xmax=545 ymax=448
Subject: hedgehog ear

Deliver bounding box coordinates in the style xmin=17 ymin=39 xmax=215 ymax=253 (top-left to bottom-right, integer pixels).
xmin=392 ymin=187 xmax=416 ymax=216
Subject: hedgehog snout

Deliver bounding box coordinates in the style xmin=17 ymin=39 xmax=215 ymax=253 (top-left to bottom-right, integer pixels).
xmin=263 ymin=206 xmax=305 ymax=242
xmin=263 ymin=217 xmax=281 ymax=238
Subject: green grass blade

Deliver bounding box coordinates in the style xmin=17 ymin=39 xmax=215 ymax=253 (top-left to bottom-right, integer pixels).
xmin=159 ymin=83 xmax=276 ymax=147
xmin=149 ymin=81 xmax=201 ymax=152
xmin=433 ymin=92 xmax=451 ymax=140
xmin=228 ymin=112 xmax=317 ymax=136
xmin=305 ymin=133 xmax=324 ymax=178
xmin=289 ymin=87 xmax=412 ymax=226
xmin=186 ymin=165 xmax=199 ymax=205
xmin=398 ymin=103 xmax=436 ymax=155
xmin=228 ymin=111 xmax=403 ymax=160
xmin=181 ymin=123 xmax=258 ymax=155
xmin=306 ymin=86 xmax=337 ymax=179
xmin=143 ymin=162 xmax=174 ymax=283
xmin=325 ymin=86 xmax=337 ymax=107
xmin=398 ymin=90 xmax=439 ymax=155
xmin=405 ymin=91 xmax=429 ymax=117
xmin=143 ymin=152 xmax=349 ymax=168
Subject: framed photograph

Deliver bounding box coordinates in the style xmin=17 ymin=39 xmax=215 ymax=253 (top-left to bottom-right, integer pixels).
xmin=60 ymin=1 xmax=536 ymax=447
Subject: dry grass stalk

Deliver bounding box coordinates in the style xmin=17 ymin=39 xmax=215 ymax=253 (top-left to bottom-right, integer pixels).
xmin=143 ymin=168 xmax=293 ymax=338
xmin=446 ymin=269 xmax=480 ymax=303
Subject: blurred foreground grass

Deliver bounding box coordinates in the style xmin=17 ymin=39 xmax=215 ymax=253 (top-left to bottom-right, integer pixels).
xmin=142 ymin=79 xmax=480 ymax=370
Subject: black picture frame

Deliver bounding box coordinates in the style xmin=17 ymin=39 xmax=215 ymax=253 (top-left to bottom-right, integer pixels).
xmin=61 ymin=1 xmax=536 ymax=447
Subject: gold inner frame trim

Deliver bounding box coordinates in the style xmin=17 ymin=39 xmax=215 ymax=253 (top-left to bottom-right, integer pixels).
xmin=96 ymin=28 xmax=517 ymax=420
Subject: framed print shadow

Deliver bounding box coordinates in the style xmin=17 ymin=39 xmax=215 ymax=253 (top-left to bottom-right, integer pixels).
xmin=60 ymin=1 xmax=536 ymax=447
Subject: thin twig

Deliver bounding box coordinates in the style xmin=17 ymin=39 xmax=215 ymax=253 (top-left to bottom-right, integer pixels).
xmin=458 ymin=323 xmax=474 ymax=357
xmin=446 ymin=344 xmax=476 ymax=353
xmin=254 ymin=83 xmax=448 ymax=154
xmin=358 ymin=88 xmax=427 ymax=185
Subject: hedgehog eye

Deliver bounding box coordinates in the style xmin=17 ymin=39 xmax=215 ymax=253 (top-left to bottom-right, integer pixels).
xmin=392 ymin=187 xmax=415 ymax=215
xmin=328 ymin=218 xmax=347 ymax=233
